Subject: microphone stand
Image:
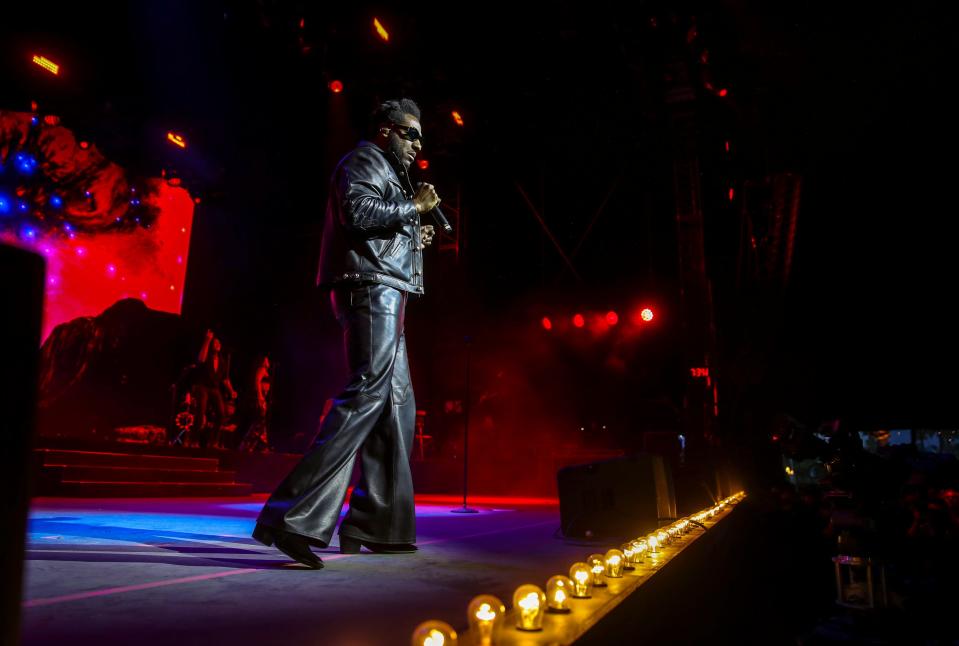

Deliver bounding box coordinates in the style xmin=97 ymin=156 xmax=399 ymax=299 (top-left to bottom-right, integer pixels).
xmin=451 ymin=335 xmax=478 ymax=514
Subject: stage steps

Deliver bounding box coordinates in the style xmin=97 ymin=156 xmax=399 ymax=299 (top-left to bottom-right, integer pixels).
xmin=33 ymin=448 xmax=253 ymax=497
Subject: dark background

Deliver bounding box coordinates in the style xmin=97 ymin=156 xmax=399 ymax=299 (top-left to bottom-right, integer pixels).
xmin=3 ymin=1 xmax=955 ymax=455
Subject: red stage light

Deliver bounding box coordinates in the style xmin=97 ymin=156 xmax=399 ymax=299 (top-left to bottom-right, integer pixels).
xmin=79 ymin=141 xmax=89 ymax=149
xmin=417 ymin=159 xmax=429 ymax=170
xmin=329 ymin=80 xmax=343 ymax=94
xmin=640 ymin=308 xmax=654 ymax=322
xmin=32 ymin=55 xmax=59 ymax=75
xmin=373 ymin=17 xmax=390 ymax=42
xmin=451 ymin=111 xmax=464 ymax=126
xmin=724 ymin=140 xmax=730 ymax=152
xmin=572 ymin=313 xmax=585 ymax=328
xmin=541 ymin=317 xmax=553 ymax=331
xmin=728 ymin=187 xmax=735 ymax=201
xmin=718 ymin=88 xmax=728 ymax=97
xmin=606 ymin=311 xmax=619 ymax=325
xmin=43 ymin=115 xmax=60 ymax=125
xmin=167 ymin=132 xmax=187 ymax=148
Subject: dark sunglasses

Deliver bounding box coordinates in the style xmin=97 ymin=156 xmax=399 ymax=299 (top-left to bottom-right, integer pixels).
xmin=391 ymin=123 xmax=423 ymax=143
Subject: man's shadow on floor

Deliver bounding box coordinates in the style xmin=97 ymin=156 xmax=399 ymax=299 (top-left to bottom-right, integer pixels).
xmin=25 ymin=517 xmax=327 ymax=570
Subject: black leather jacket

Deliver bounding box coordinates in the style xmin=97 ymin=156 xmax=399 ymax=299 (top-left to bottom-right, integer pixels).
xmin=317 ymin=141 xmax=424 ymax=294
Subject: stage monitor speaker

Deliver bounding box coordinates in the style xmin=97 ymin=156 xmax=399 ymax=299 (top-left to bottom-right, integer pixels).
xmin=0 ymin=244 xmax=45 ymax=646
xmin=557 ymin=454 xmax=677 ymax=540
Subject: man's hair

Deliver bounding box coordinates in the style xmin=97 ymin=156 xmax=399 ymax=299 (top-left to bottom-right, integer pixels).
xmin=371 ymin=98 xmax=421 ymax=134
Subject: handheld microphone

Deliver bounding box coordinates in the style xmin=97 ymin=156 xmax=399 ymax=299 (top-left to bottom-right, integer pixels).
xmin=415 ymin=182 xmax=453 ymax=234
xmin=430 ymin=205 xmax=453 ymax=234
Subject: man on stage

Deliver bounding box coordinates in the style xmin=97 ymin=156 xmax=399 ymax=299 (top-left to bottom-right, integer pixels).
xmin=253 ymin=98 xmax=440 ymax=569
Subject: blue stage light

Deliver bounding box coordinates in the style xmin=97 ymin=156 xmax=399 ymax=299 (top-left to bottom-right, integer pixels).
xmin=15 ymin=153 xmax=38 ymax=175
xmin=18 ymin=200 xmax=29 ymax=212
xmin=22 ymin=226 xmax=37 ymax=239
xmin=50 ymin=195 xmax=63 ymax=208
xmin=0 ymin=195 xmax=11 ymax=214
xmin=31 ymin=116 xmax=39 ymax=126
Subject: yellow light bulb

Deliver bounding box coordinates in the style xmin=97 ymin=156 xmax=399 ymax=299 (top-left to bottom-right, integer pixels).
xmin=466 ymin=595 xmax=505 ymax=646
xmin=546 ymin=575 xmax=574 ymax=613
xmin=587 ymin=553 xmax=607 ymax=587
xmin=411 ymin=620 xmax=458 ymax=646
xmin=632 ymin=539 xmax=647 ymax=564
xmin=512 ymin=584 xmax=547 ymax=631
xmin=604 ymin=548 xmax=625 ymax=578
xmin=621 ymin=542 xmax=636 ymax=570
xmin=647 ymin=534 xmax=659 ymax=553
xmin=568 ymin=562 xmax=593 ymax=598
xmin=476 ymin=604 xmax=495 ymax=621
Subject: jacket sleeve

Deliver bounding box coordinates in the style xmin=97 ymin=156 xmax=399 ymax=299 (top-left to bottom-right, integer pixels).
xmin=336 ymin=158 xmax=418 ymax=235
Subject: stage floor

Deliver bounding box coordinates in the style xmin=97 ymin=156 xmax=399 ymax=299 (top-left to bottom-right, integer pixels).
xmin=22 ymin=494 xmax=593 ymax=645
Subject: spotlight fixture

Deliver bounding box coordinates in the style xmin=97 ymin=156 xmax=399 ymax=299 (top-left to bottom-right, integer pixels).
xmin=32 ymin=54 xmax=59 ymax=75
xmin=167 ymin=132 xmax=187 ymax=148
xmin=373 ymin=17 xmax=390 ymax=42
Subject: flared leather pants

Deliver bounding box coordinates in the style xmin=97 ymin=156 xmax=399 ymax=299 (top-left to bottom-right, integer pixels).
xmin=256 ymin=283 xmax=416 ymax=545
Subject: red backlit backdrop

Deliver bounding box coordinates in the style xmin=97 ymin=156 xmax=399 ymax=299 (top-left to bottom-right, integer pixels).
xmin=0 ymin=111 xmax=194 ymax=340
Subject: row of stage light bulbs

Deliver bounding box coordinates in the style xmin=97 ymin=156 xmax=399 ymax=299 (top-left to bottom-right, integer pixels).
xmin=411 ymin=492 xmax=746 ymax=645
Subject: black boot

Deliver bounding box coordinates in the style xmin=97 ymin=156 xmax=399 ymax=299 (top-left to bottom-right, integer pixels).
xmin=253 ymin=524 xmax=324 ymax=569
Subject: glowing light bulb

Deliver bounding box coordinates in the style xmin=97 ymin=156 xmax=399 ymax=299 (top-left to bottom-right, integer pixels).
xmin=647 ymin=534 xmax=659 ymax=554
xmin=466 ymin=595 xmax=504 ymax=646
xmin=632 ymin=539 xmax=647 ymax=564
xmin=604 ymin=549 xmax=625 ymax=578
xmin=512 ymin=584 xmax=546 ymax=631
xmin=568 ymin=562 xmax=593 ymax=598
xmin=546 ymin=575 xmax=574 ymax=613
xmin=411 ymin=620 xmax=458 ymax=646
xmin=621 ymin=542 xmax=636 ymax=570
xmin=587 ymin=553 xmax=607 ymax=587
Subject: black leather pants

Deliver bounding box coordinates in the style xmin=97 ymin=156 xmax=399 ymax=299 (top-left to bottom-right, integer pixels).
xmin=256 ymin=283 xmax=416 ymax=545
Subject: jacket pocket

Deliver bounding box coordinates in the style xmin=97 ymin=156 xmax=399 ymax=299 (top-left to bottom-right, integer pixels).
xmin=378 ymin=236 xmax=400 ymax=259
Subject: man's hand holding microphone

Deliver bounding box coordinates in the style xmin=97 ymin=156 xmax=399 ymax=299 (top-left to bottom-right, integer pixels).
xmin=413 ymin=182 xmax=442 ymax=249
